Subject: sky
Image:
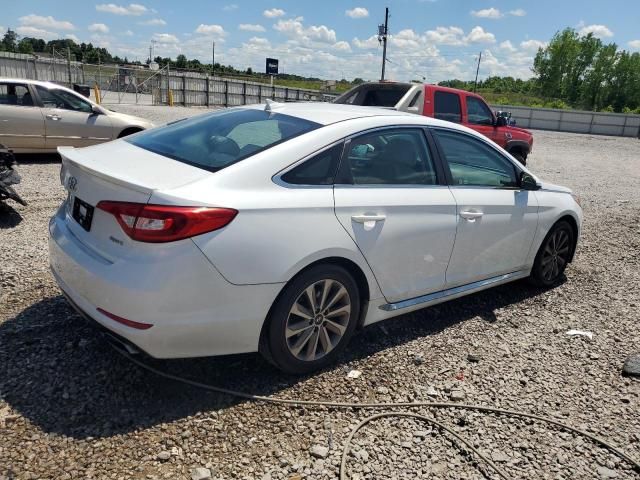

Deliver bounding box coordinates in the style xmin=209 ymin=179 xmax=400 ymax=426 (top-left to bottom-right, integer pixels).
xmin=3 ymin=0 xmax=640 ymax=83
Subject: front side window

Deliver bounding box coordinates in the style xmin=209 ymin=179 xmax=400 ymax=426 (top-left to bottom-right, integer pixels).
xmin=466 ymin=96 xmax=494 ymax=125
xmin=0 ymin=83 xmax=34 ymax=106
xmin=36 ymin=86 xmax=93 ymax=113
xmin=281 ymin=144 xmax=343 ymax=185
xmin=128 ymin=108 xmax=320 ymax=172
xmin=342 ymin=129 xmax=437 ymax=185
xmin=434 ymin=91 xmax=462 ymax=123
xmin=434 ymin=129 xmax=517 ymax=188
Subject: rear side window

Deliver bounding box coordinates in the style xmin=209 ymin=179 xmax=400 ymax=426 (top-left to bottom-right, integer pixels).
xmin=128 ymin=109 xmax=320 ymax=172
xmin=0 ymin=83 xmax=33 ymax=106
xmin=281 ymin=144 xmax=343 ymax=185
xmin=434 ymin=91 xmax=462 ymax=123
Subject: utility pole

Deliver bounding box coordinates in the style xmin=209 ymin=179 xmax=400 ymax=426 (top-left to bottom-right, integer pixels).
xmin=212 ymin=41 xmax=215 ymax=76
xmin=67 ymin=46 xmax=72 ymax=86
xmin=378 ymin=7 xmax=389 ymax=81
xmin=473 ymin=51 xmax=482 ymax=92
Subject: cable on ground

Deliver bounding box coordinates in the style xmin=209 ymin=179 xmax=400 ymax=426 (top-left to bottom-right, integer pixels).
xmin=113 ymin=346 xmax=640 ymax=479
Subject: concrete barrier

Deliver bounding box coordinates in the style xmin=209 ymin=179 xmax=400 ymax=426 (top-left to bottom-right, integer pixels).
xmin=492 ymin=104 xmax=640 ymax=138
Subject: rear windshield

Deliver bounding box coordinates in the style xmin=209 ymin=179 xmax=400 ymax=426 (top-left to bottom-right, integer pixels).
xmin=127 ymin=108 xmax=320 ymax=172
xmin=334 ymin=84 xmax=411 ymax=107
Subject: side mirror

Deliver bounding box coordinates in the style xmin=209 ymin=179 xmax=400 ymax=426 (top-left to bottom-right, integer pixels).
xmin=91 ymin=105 xmax=103 ymax=115
xmin=520 ymin=171 xmax=540 ymax=191
xmin=495 ymin=116 xmax=507 ymax=127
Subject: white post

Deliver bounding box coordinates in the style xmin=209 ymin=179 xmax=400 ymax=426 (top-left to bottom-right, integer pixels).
xmin=270 ymin=75 xmax=274 ymax=87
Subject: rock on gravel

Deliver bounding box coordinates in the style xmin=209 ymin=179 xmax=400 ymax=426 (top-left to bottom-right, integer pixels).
xmin=310 ymin=445 xmax=330 ymax=459
xmin=190 ymin=467 xmax=212 ymax=480
xmin=622 ymin=353 xmax=640 ymax=377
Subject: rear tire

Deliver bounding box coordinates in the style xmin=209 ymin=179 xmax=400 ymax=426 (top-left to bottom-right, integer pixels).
xmin=529 ymin=221 xmax=574 ymax=287
xmin=265 ymin=265 xmax=360 ymax=375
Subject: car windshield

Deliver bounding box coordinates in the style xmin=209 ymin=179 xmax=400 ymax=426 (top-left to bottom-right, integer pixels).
xmin=127 ymin=108 xmax=321 ymax=172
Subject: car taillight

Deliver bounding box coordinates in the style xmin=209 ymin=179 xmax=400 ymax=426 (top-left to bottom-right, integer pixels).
xmin=96 ymin=201 xmax=237 ymax=243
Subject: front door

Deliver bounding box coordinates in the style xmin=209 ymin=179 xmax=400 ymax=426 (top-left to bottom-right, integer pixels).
xmin=333 ymin=127 xmax=458 ymax=303
xmin=465 ymin=95 xmax=499 ymax=144
xmin=0 ymin=82 xmax=45 ymax=151
xmin=431 ymin=128 xmax=539 ymax=288
xmin=35 ymin=85 xmax=113 ymax=149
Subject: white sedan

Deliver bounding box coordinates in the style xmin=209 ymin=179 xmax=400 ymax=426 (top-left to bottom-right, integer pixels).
xmin=49 ymin=103 xmax=582 ymax=374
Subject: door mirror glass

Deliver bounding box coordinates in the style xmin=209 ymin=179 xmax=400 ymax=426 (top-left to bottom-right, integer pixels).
xmin=520 ymin=172 xmax=540 ymax=190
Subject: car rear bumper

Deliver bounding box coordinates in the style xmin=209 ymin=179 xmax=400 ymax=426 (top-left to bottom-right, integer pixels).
xmin=49 ymin=205 xmax=284 ymax=358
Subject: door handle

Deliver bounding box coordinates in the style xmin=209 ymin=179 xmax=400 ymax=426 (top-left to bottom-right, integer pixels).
xmin=460 ymin=210 xmax=483 ymax=221
xmin=46 ymin=114 xmax=61 ymax=121
xmin=351 ymin=214 xmax=386 ymax=223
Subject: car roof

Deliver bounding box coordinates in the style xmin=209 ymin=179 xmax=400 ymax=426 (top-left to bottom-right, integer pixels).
xmin=241 ymin=102 xmax=435 ymax=126
xmin=0 ymin=77 xmax=62 ymax=88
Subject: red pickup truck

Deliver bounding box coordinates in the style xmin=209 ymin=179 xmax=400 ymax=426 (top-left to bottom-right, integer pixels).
xmin=334 ymin=82 xmax=533 ymax=165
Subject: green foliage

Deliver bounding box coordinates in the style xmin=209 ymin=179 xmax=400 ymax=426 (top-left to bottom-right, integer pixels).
xmin=533 ymin=28 xmax=640 ymax=112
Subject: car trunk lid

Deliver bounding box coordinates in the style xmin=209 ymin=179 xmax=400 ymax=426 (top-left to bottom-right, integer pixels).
xmin=58 ymin=141 xmax=211 ymax=261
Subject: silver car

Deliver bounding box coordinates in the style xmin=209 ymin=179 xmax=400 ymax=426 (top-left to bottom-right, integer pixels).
xmin=0 ymin=78 xmax=153 ymax=153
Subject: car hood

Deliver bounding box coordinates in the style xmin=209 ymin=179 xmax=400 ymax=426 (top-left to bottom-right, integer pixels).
xmin=507 ymin=125 xmax=532 ymax=137
xmin=103 ymin=109 xmax=154 ymax=129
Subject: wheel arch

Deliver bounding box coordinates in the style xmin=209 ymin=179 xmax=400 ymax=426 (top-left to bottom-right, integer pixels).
xmin=258 ymin=256 xmax=372 ymax=360
xmin=556 ymin=214 xmax=579 ymax=263
xmin=117 ymin=126 xmax=144 ymax=138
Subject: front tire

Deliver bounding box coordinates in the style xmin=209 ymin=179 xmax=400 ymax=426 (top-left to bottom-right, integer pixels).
xmin=529 ymin=221 xmax=574 ymax=287
xmin=266 ymin=265 xmax=360 ymax=375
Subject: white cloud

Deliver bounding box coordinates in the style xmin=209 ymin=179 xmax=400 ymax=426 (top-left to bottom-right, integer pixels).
xmin=470 ymin=8 xmax=503 ymax=19
xmin=466 ymin=26 xmax=496 ymax=44
xmin=15 ymin=26 xmax=58 ymax=40
xmin=520 ymin=39 xmax=547 ymax=51
xmin=578 ymin=24 xmax=613 ymax=38
xmin=223 ymin=4 xmax=238 ymax=11
xmin=307 ymin=25 xmax=337 ymax=43
xmin=123 ymin=30 xmax=134 ymax=36
xmin=239 ymin=24 xmax=266 ymax=32
xmin=152 ymin=33 xmax=179 ymax=44
xmin=263 ymin=8 xmax=285 ymax=18
xmin=18 ymin=14 xmax=75 ymax=30
xmin=629 ymin=40 xmax=640 ymax=50
xmin=88 ymin=23 xmax=109 ymax=33
xmin=65 ymin=34 xmax=80 ymax=43
xmin=139 ymin=18 xmax=166 ymax=26
xmin=499 ymin=40 xmax=516 ymax=52
xmin=332 ymin=40 xmax=351 ymax=52
xmin=345 ymin=7 xmax=369 ymax=19
xmin=273 ymin=18 xmax=336 ymax=44
xmin=509 ymin=9 xmax=527 ymax=17
xmin=195 ymin=24 xmax=226 ymax=37
xmin=424 ymin=26 xmax=466 ymax=46
xmin=95 ymin=3 xmax=148 ymax=16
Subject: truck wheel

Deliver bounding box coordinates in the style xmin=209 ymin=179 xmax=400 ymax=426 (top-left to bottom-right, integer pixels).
xmin=511 ymin=151 xmax=526 ymax=165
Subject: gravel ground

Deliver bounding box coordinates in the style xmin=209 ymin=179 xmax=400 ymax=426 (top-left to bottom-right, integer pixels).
xmin=0 ymin=105 xmax=639 ymax=480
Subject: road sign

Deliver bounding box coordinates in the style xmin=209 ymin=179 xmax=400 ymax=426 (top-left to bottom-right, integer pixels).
xmin=266 ymin=58 xmax=279 ymax=75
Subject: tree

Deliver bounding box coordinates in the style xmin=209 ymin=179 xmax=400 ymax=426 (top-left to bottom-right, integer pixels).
xmin=246 ymin=67 xmax=253 ymax=75
xmin=175 ymin=54 xmax=187 ymax=69
xmin=1 ymin=29 xmax=18 ymax=52
xmin=17 ymin=38 xmax=34 ymax=54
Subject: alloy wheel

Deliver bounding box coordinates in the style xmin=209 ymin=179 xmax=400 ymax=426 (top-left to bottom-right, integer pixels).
xmin=540 ymin=228 xmax=570 ymax=282
xmin=285 ymin=279 xmax=351 ymax=361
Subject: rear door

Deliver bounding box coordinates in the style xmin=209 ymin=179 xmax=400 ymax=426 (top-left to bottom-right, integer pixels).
xmin=0 ymin=82 xmax=45 ymax=151
xmin=432 ymin=90 xmax=463 ymax=124
xmin=333 ymin=127 xmax=457 ymax=303
xmin=35 ymin=85 xmax=113 ymax=149
xmin=431 ymin=128 xmax=538 ymax=288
